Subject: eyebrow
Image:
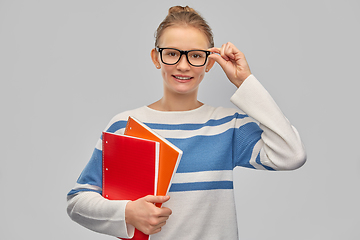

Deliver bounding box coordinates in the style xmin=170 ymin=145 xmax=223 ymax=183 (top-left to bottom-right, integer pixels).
xmin=162 ymin=47 xmax=208 ymax=51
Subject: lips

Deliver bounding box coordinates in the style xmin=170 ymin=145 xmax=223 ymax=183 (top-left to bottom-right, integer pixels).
xmin=173 ymin=75 xmax=193 ymax=81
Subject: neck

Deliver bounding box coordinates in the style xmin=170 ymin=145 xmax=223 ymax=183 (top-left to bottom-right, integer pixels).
xmin=149 ymin=89 xmax=203 ymax=112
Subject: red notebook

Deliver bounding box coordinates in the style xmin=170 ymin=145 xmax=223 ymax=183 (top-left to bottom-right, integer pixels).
xmin=102 ymin=132 xmax=159 ymax=240
xmin=124 ymin=116 xmax=183 ymax=207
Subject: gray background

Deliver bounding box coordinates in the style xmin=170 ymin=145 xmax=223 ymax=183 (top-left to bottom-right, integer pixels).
xmin=1 ymin=0 xmax=359 ymax=239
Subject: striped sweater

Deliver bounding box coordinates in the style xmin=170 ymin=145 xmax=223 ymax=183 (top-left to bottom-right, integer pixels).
xmin=67 ymin=75 xmax=306 ymax=239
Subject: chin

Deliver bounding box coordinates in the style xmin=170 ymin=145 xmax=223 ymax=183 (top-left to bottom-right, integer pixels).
xmin=164 ymin=76 xmax=201 ymax=95
xmin=173 ymin=86 xmax=199 ymax=95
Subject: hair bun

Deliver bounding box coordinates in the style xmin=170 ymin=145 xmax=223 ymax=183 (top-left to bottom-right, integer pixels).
xmin=168 ymin=5 xmax=197 ymax=15
xmin=155 ymin=5 xmax=214 ymax=48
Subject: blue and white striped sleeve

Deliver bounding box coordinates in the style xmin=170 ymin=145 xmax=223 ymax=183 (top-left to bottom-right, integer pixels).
xmin=67 ymin=118 xmax=128 ymax=196
xmin=66 ymin=119 xmax=135 ymax=238
xmin=231 ymin=75 xmax=306 ymax=171
xmin=67 ymin=147 xmax=103 ymax=196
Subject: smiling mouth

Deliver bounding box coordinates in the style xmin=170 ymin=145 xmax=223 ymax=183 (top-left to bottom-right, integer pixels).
xmin=173 ymin=75 xmax=193 ymax=80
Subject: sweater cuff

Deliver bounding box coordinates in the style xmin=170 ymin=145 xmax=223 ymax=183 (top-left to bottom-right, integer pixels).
xmin=230 ymin=74 xmax=260 ymax=111
xmin=230 ymin=74 xmax=280 ymax=119
xmin=123 ymin=201 xmax=135 ymax=238
xmin=67 ymin=192 xmax=135 ymax=238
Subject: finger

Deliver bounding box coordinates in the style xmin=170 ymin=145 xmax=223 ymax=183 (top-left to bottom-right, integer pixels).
xmin=208 ymin=47 xmax=221 ymax=54
xmin=208 ymin=51 xmax=229 ymax=71
xmin=220 ymin=44 xmax=230 ymax=61
xmin=143 ymin=224 xmax=163 ymax=235
xmin=151 ymin=226 xmax=163 ymax=235
xmin=149 ymin=215 xmax=170 ymax=228
xmin=208 ymin=47 xmax=227 ymax=61
xmin=151 ymin=219 xmax=168 ymax=229
xmin=158 ymin=207 xmax=172 ymax=217
xmin=145 ymin=195 xmax=170 ymax=204
xmin=146 ymin=212 xmax=170 ymax=235
xmin=223 ymin=42 xmax=240 ymax=61
xmin=225 ymin=44 xmax=235 ymax=60
xmin=208 ymin=47 xmax=229 ymax=61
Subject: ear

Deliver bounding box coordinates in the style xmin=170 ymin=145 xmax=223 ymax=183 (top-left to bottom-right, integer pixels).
xmin=205 ymin=57 xmax=215 ymax=72
xmin=151 ymin=48 xmax=161 ymax=69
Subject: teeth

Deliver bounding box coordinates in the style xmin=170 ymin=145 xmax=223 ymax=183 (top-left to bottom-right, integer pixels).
xmin=175 ymin=76 xmax=191 ymax=80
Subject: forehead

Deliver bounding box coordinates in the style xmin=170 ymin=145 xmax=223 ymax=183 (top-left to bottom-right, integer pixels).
xmin=158 ymin=26 xmax=209 ymax=50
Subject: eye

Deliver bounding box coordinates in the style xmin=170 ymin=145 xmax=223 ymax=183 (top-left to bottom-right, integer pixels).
xmin=164 ymin=50 xmax=179 ymax=57
xmin=189 ymin=51 xmax=205 ymax=59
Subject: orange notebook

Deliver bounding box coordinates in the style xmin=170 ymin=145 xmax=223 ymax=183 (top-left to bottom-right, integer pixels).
xmin=124 ymin=116 xmax=183 ymax=207
xmin=102 ymin=132 xmax=159 ymax=240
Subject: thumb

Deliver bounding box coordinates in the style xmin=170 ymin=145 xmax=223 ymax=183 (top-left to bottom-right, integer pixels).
xmin=145 ymin=195 xmax=170 ymax=204
xmin=208 ymin=49 xmax=228 ymax=69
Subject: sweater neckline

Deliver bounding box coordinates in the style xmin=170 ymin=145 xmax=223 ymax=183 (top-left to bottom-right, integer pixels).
xmin=138 ymin=104 xmax=214 ymax=124
xmin=144 ymin=104 xmax=209 ymax=114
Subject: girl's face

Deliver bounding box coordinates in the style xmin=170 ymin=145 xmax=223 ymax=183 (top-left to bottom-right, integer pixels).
xmin=151 ymin=26 xmax=215 ymax=96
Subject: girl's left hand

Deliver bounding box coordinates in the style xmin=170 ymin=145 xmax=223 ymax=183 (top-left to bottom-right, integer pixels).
xmin=208 ymin=42 xmax=251 ymax=88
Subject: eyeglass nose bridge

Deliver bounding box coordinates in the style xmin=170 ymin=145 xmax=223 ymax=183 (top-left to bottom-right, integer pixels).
xmin=176 ymin=50 xmax=191 ymax=65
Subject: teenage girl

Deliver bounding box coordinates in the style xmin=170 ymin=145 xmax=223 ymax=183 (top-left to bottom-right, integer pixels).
xmin=67 ymin=6 xmax=306 ymax=240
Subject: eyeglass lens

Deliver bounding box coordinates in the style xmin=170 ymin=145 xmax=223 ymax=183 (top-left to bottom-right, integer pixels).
xmin=161 ymin=49 xmax=208 ymax=66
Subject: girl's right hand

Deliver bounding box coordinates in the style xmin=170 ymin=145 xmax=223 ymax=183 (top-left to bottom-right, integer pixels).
xmin=125 ymin=195 xmax=172 ymax=235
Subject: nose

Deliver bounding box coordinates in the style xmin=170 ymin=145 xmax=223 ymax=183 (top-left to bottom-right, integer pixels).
xmin=176 ymin=54 xmax=191 ymax=71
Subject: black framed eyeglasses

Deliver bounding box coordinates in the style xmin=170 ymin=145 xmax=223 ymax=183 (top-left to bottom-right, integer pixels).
xmin=156 ymin=47 xmax=211 ymax=67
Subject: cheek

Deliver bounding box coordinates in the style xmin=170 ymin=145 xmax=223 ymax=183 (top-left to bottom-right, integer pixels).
xmin=161 ymin=68 xmax=166 ymax=79
xmin=194 ymin=68 xmax=206 ymax=79
xmin=161 ymin=65 xmax=174 ymax=78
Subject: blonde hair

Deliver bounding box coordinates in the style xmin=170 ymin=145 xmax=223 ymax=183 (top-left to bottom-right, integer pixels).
xmin=154 ymin=6 xmax=214 ymax=48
